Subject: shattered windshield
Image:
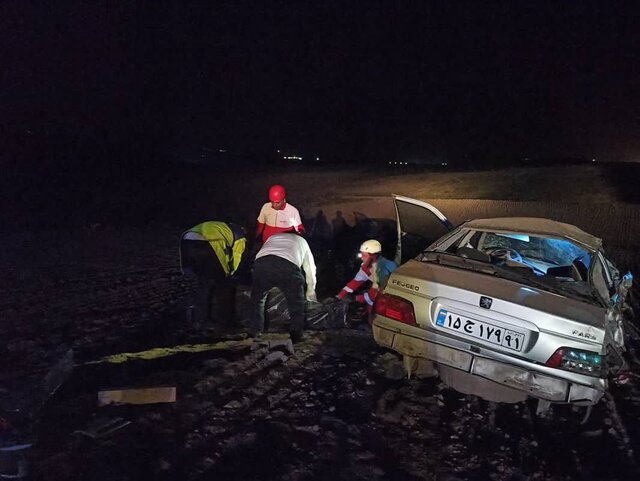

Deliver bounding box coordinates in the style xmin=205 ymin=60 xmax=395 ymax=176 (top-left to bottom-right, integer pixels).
xmin=422 ymin=229 xmax=602 ymax=304
xmin=478 ymin=232 xmax=588 ymax=266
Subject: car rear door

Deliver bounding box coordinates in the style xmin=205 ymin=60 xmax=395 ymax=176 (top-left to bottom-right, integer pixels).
xmin=393 ymin=195 xmax=454 ymax=263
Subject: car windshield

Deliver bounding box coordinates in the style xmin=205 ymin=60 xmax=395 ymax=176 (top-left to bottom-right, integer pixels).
xmin=425 ymin=229 xmax=600 ymax=303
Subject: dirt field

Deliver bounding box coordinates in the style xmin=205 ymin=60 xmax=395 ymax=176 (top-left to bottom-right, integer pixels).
xmin=1 ymin=163 xmax=640 ymax=480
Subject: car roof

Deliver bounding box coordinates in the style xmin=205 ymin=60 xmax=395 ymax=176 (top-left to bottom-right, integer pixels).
xmin=461 ymin=217 xmax=602 ymax=250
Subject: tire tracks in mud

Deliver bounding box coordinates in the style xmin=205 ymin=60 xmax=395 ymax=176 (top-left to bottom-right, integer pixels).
xmin=141 ymin=331 xmax=423 ymax=480
xmin=173 ymin=333 xmax=392 ymax=480
xmin=174 ymin=333 xmax=444 ymax=480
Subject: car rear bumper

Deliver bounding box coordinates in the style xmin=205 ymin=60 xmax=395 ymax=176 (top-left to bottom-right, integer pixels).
xmin=373 ymin=317 xmax=606 ymax=405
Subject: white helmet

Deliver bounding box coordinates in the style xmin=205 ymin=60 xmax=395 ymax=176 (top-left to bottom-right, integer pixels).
xmin=360 ymin=239 xmax=382 ymax=254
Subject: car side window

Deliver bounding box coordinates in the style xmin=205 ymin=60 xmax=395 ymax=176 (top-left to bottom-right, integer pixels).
xmin=433 ymin=229 xmax=467 ymax=253
xmin=445 ymin=230 xmax=481 ymax=254
xmin=591 ymin=257 xmax=612 ymax=301
xmin=603 ymin=254 xmax=619 ymax=284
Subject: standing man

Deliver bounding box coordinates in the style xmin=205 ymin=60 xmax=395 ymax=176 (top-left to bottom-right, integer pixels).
xmin=249 ymin=230 xmax=317 ymax=343
xmin=180 ymin=221 xmax=247 ymax=327
xmin=337 ymin=239 xmax=398 ymax=323
xmin=256 ymin=184 xmax=305 ymax=243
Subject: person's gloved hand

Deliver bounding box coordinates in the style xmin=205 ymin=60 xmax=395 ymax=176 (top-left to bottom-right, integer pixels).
xmin=306 ymin=291 xmax=317 ymax=302
xmin=336 ymin=293 xmax=353 ymax=303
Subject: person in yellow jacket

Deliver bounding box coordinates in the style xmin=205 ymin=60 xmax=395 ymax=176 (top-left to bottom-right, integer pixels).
xmin=180 ymin=221 xmax=247 ymax=327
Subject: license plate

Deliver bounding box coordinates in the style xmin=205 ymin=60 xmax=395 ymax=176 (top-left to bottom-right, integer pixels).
xmin=436 ymin=309 xmax=526 ymax=352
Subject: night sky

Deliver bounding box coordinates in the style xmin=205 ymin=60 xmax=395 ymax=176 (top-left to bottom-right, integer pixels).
xmin=2 ymin=1 xmax=640 ymax=165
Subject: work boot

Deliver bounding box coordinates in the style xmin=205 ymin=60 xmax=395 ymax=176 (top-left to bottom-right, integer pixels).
xmin=246 ymin=328 xmax=262 ymax=339
xmin=289 ymin=330 xmax=304 ymax=344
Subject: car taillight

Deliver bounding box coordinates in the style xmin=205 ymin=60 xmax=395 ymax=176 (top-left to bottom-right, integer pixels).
xmin=374 ymin=293 xmax=416 ymax=325
xmin=545 ymin=347 xmax=604 ymax=377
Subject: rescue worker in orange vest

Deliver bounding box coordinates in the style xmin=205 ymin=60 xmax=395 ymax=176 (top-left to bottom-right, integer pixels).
xmin=180 ymin=221 xmax=248 ymax=327
xmin=336 ymin=239 xmax=398 ymax=324
xmin=256 ymin=184 xmax=305 ymax=243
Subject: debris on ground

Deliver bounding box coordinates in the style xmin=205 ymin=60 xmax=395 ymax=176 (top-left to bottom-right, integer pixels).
xmin=73 ymin=417 xmax=131 ymax=439
xmin=376 ymin=352 xmax=406 ymax=380
xmin=97 ymin=386 xmax=177 ymax=406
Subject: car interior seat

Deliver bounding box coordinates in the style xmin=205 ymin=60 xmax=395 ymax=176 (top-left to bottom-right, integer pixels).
xmin=571 ymin=258 xmax=589 ymax=281
xmin=547 ymin=260 xmax=589 ymax=281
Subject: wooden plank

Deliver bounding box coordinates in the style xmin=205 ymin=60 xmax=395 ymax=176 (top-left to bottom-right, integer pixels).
xmin=97 ymin=386 xmax=176 ymax=406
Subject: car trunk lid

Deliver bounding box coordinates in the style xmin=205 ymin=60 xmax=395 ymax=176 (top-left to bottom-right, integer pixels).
xmin=391 ymin=260 xmax=607 ymax=346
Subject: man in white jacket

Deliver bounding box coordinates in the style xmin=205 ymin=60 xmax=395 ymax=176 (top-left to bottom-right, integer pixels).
xmin=249 ymin=230 xmax=317 ymax=342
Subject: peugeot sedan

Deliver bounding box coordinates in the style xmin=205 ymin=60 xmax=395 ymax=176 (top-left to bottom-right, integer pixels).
xmin=372 ymin=195 xmax=633 ymax=414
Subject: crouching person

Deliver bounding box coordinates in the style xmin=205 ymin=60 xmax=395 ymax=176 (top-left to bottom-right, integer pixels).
xmin=336 ymin=239 xmax=398 ymax=325
xmin=250 ymin=230 xmax=317 ymax=343
xmin=180 ymin=221 xmax=247 ymax=328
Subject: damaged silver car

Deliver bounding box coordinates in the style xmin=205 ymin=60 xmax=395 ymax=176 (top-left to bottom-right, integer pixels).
xmin=372 ymin=195 xmax=633 ymax=414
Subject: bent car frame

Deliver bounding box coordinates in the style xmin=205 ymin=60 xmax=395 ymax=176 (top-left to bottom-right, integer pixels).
xmin=372 ymin=195 xmax=633 ymax=413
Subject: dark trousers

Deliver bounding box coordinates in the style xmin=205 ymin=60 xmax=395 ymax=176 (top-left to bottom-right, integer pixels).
xmin=251 ymin=255 xmax=306 ymax=334
xmin=181 ymin=239 xmax=235 ymax=323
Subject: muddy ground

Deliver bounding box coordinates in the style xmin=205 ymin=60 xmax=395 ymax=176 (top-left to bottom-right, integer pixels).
xmin=2 ymin=164 xmax=640 ymax=480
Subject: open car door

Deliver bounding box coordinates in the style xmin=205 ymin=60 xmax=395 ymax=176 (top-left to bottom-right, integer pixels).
xmin=393 ymin=195 xmax=454 ymax=264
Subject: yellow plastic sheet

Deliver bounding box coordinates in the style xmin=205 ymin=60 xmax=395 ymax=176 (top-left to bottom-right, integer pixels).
xmin=83 ymin=339 xmax=254 ymax=365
